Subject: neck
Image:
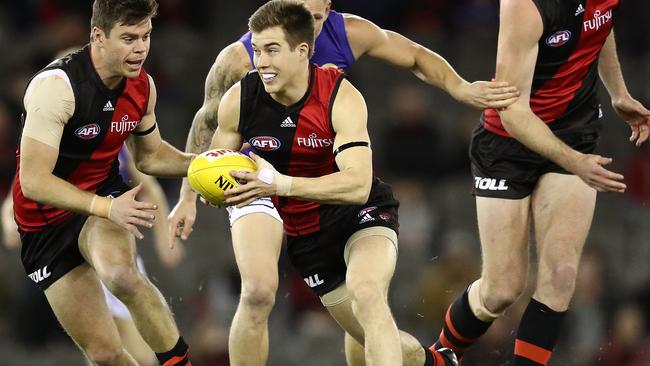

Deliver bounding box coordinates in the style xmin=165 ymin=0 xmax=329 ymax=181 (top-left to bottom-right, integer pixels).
xmin=270 ymin=64 xmax=310 ymax=106
xmin=90 ymin=43 xmax=123 ymax=89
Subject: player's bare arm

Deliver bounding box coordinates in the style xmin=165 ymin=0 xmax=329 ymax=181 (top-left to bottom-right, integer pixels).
xmin=226 ymin=79 xmax=372 ymax=206
xmin=209 ymin=81 xmax=245 ymax=151
xmin=128 ymin=75 xmax=194 ymax=177
xmin=343 ymin=14 xmax=519 ymax=109
xmin=20 ymin=75 xmax=156 ymax=239
xmin=496 ymin=0 xmax=625 ymax=193
xmin=179 ymin=43 xmax=251 ymax=196
xmin=598 ymin=31 xmax=650 ymax=146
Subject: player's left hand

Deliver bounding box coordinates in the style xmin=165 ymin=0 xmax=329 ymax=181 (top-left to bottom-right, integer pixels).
xmin=458 ymin=80 xmax=520 ymax=110
xmin=612 ymin=96 xmax=650 ymax=147
xmin=225 ymin=152 xmax=291 ymax=208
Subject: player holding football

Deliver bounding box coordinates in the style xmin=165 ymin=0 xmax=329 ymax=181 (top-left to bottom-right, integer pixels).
xmin=169 ymin=1 xmax=518 ymax=364
xmin=207 ymin=1 xmax=458 ymax=365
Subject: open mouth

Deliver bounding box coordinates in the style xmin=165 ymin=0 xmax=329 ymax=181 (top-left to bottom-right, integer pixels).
xmin=126 ymin=60 xmax=144 ymax=69
xmin=260 ymin=72 xmax=278 ymax=83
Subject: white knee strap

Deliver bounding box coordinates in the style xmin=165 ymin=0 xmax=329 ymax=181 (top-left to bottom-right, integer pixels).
xmin=468 ymin=279 xmax=504 ymax=322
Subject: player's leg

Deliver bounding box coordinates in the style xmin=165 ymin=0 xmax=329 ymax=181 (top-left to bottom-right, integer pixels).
xmin=79 ymin=216 xmax=190 ymax=366
xmin=101 ymin=256 xmax=156 ymax=366
xmin=344 ymin=232 xmax=401 ymax=365
xmin=45 ymin=263 xmax=138 ymax=365
xmin=227 ymin=201 xmax=284 ymax=366
xmin=434 ymin=196 xmax=531 ymax=360
xmin=512 ymin=173 xmax=596 ymax=366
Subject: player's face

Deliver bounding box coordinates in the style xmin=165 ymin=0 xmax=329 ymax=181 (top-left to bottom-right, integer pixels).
xmin=97 ymin=18 xmax=152 ymax=79
xmin=252 ymin=26 xmax=309 ymax=94
xmin=303 ymin=0 xmax=331 ymax=37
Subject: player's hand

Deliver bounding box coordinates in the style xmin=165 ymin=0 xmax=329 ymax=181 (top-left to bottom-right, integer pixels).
xmin=612 ymin=96 xmax=650 ymax=147
xmin=570 ymin=154 xmax=626 ymax=193
xmin=225 ymin=152 xmax=286 ymax=208
xmin=168 ymin=192 xmax=198 ymax=249
xmin=108 ymin=183 xmax=157 ymax=240
xmin=458 ymin=81 xmax=520 ymax=110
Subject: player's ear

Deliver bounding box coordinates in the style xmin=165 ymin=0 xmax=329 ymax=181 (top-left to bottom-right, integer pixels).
xmin=298 ymin=42 xmax=310 ymax=59
xmin=91 ymin=26 xmax=105 ymax=45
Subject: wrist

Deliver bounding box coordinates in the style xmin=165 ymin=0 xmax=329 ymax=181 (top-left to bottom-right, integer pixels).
xmin=89 ymin=195 xmax=113 ymax=218
xmin=275 ymin=173 xmax=293 ymax=197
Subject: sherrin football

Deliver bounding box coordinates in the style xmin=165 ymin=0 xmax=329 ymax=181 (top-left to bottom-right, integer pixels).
xmin=187 ymin=149 xmax=257 ymax=206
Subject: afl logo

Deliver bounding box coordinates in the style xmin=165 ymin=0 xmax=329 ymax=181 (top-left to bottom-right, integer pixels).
xmin=545 ymin=30 xmax=571 ymax=47
xmin=75 ymin=123 xmax=101 ymax=140
xmin=249 ymin=136 xmax=281 ymax=151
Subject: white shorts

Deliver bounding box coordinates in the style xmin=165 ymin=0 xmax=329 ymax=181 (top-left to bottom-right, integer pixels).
xmin=102 ymin=256 xmax=146 ymax=319
xmin=226 ymin=197 xmax=282 ymax=227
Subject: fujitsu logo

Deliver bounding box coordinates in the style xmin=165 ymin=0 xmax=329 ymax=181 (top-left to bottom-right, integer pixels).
xmin=583 ymin=9 xmax=612 ymax=32
xmin=297 ymin=133 xmax=333 ymax=149
xmin=111 ymin=114 xmax=139 ymax=135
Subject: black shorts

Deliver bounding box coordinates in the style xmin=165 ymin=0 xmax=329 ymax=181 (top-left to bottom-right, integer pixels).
xmin=469 ymin=120 xmax=602 ymax=199
xmin=286 ymin=178 xmax=399 ymax=297
xmin=20 ymin=176 xmax=130 ymax=290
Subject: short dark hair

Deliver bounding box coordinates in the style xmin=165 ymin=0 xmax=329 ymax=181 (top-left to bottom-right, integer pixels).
xmin=249 ymin=0 xmax=315 ymax=57
xmin=91 ymin=0 xmax=158 ymax=37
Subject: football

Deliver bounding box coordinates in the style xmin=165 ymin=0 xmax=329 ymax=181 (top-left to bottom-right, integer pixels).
xmin=187 ymin=149 xmax=257 ymax=206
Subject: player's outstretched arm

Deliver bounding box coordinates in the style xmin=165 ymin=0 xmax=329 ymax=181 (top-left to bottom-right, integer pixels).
xmin=344 ymin=14 xmax=519 ymax=109
xmin=495 ymin=0 xmax=625 ymax=193
xmin=598 ymin=31 xmax=650 ymax=146
xmin=125 ymin=148 xmax=184 ymax=263
xmin=128 ymin=75 xmax=194 ymax=177
xmin=168 ymin=81 xmax=246 ymax=247
xmin=225 ymin=79 xmax=372 ymax=207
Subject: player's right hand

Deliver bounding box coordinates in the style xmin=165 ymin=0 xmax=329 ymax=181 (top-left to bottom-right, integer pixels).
xmin=571 ymin=154 xmax=626 ymax=193
xmin=168 ymin=193 xmax=197 ymax=249
xmin=108 ymin=183 xmax=157 ymax=240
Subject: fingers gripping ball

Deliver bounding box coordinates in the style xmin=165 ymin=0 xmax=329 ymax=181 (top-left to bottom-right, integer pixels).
xmin=187 ymin=149 xmax=257 ymax=205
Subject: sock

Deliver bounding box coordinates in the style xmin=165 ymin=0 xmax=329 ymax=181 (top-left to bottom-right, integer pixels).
xmin=423 ymin=344 xmax=455 ymax=366
xmin=156 ymin=337 xmax=192 ymax=366
xmin=513 ymin=298 xmax=566 ymax=365
xmin=431 ymin=286 xmax=492 ymax=359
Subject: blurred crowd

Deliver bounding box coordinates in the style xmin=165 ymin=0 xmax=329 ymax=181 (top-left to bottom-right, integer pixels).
xmin=0 ymin=1 xmax=648 ymax=365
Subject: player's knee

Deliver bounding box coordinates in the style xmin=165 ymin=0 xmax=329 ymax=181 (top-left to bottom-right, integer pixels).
xmin=83 ymin=341 xmax=125 ymax=365
xmin=547 ymin=262 xmax=578 ymax=295
xmin=349 ymin=282 xmax=387 ymax=314
xmin=240 ymin=282 xmax=277 ymax=313
xmin=482 ymin=279 xmax=525 ymax=313
xmin=101 ymin=266 xmax=146 ymax=299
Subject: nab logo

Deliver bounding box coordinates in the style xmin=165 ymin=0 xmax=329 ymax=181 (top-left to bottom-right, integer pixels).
xmin=214 ymin=175 xmax=235 ymax=191
xmin=28 ymin=266 xmax=51 ymax=283
xmin=75 ymin=123 xmax=101 ymax=140
xmin=474 ymin=177 xmax=509 ymax=191
xmin=545 ymin=30 xmax=571 ymax=47
xmin=250 ymin=136 xmax=281 ymax=151
xmin=304 ymin=274 xmax=324 ymax=288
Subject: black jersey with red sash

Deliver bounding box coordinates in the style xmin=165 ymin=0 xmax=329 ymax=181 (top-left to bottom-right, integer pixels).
xmin=239 ymin=65 xmax=348 ymax=236
xmin=14 ymin=45 xmax=150 ymax=232
xmin=483 ymin=0 xmax=620 ymax=137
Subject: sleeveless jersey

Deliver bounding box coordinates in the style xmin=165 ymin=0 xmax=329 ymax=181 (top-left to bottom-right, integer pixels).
xmin=239 ymin=10 xmax=355 ymax=70
xmin=239 ymin=65 xmax=347 ymax=236
xmin=14 ymin=45 xmax=150 ymax=231
xmin=483 ymin=0 xmax=620 ymax=137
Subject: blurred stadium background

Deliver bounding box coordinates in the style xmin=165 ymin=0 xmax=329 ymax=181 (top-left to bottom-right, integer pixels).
xmin=0 ymin=1 xmax=648 ymax=365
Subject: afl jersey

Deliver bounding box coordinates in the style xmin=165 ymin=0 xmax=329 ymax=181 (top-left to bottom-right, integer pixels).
xmin=483 ymin=0 xmax=620 ymax=137
xmin=14 ymin=45 xmax=150 ymax=231
xmin=239 ymin=10 xmax=356 ymax=70
xmin=239 ymin=65 xmax=348 ymax=236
